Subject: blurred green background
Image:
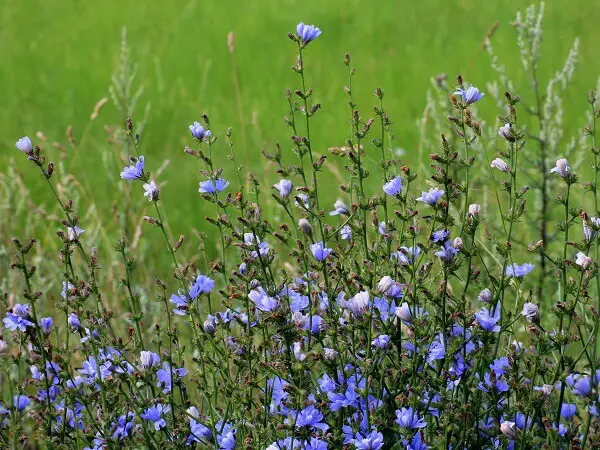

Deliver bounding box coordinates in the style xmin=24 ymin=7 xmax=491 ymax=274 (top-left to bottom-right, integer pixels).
xmin=1 ymin=0 xmax=599 ymax=242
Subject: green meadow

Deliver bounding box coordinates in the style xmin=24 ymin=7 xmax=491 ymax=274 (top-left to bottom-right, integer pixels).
xmin=1 ymin=0 xmax=599 ymax=248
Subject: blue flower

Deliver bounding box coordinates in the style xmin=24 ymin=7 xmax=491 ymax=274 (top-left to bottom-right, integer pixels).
xmin=340 ymin=225 xmax=352 ymax=241
xmin=189 ymin=274 xmax=215 ymax=298
xmin=244 ymin=232 xmax=271 ymax=259
xmin=404 ymin=432 xmax=428 ymax=450
xmin=120 ymin=156 xmax=145 ymax=180
xmin=489 ymin=357 xmax=510 ymax=376
xmin=274 ymin=179 xmax=293 ymax=198
xmin=560 ymin=403 xmax=577 ymax=420
xmin=391 ymin=247 xmax=420 ymax=265
xmin=383 ymin=176 xmax=403 ymax=196
xmin=566 ymin=374 xmax=592 ymax=397
xmin=305 ymin=438 xmax=328 ymax=450
xmin=3 ymin=312 xmax=33 ymax=332
xmin=296 ymin=23 xmax=322 ymax=45
xmin=475 ymin=304 xmax=501 ymax=332
xmin=453 ymin=86 xmax=484 ymax=105
xmin=505 ymin=263 xmax=534 ymax=278
xmin=396 ymin=407 xmax=427 ymax=429
xmin=310 ymin=242 xmax=332 ymax=261
xmin=416 ymin=188 xmax=444 ymax=206
xmin=187 ymin=406 xmax=212 ymax=444
xmin=199 ymin=177 xmax=229 ymax=194
xmin=216 ymin=420 xmax=236 ymax=450
xmin=427 ymin=334 xmax=446 ymax=365
xmin=156 ymin=362 xmax=187 ymax=393
xmin=295 ymin=405 xmax=329 ymax=432
xmin=189 ymin=121 xmax=212 ymax=141
xmin=15 ymin=136 xmax=33 ymax=153
xmin=435 ymin=240 xmax=458 ymax=263
xmin=13 ymin=395 xmax=30 ymax=412
xmin=352 ymin=430 xmax=384 ymax=450
xmin=78 ymin=356 xmax=111 ymax=384
xmin=248 ymin=288 xmax=280 ymax=313
xmin=431 ymin=229 xmax=450 ymax=243
xmin=40 ymin=317 xmax=53 ymax=335
xmin=112 ymin=412 xmax=135 ymax=440
xmin=141 ymin=404 xmax=170 ymax=430
xmin=550 ymin=158 xmax=570 ymax=178
xmin=371 ymin=334 xmax=390 ymax=349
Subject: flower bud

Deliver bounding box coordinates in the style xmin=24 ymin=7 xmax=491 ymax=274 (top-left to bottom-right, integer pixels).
xmin=576 ymin=252 xmax=592 ymax=269
xmin=453 ymin=237 xmax=463 ymax=250
xmin=203 ymin=316 xmax=218 ymax=334
xmin=478 ymin=288 xmax=493 ymax=303
xmin=521 ymin=302 xmax=539 ymax=323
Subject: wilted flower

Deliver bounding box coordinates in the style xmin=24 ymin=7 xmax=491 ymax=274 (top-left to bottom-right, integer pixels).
xmin=498 ymin=123 xmax=515 ymax=142
xmin=143 ymin=180 xmax=159 ymax=201
xmin=521 ymin=302 xmax=539 ymax=323
xmin=576 ymin=252 xmax=592 ymax=269
xmin=505 ymin=263 xmax=534 ymax=278
xmin=199 ymin=178 xmax=229 ymax=194
xmin=15 ymin=136 xmax=33 ymax=153
xmin=550 ymin=158 xmax=570 ymax=178
xmin=67 ymin=226 xmax=85 ymax=242
xmin=478 ymin=288 xmax=493 ymax=303
xmin=490 ymin=158 xmax=510 ymax=173
xmin=323 ymin=347 xmax=338 ymax=361
xmin=298 ymin=218 xmax=312 ymax=235
xmin=296 ymin=23 xmax=322 ymax=45
xmin=383 ymin=176 xmax=403 ymax=196
xmin=310 ymin=242 xmax=332 ymax=261
xmin=453 ymin=85 xmax=484 ymax=104
xmin=120 ymin=156 xmax=145 ymax=180
xmin=416 ymin=188 xmax=444 ymax=206
xmin=189 ymin=122 xmax=211 ymax=141
xmin=274 ymin=179 xmax=293 ymax=198
xmin=329 ymin=199 xmax=349 ymax=216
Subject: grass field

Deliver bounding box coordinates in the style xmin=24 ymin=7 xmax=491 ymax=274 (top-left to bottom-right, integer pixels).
xmin=1 ymin=0 xmax=599 ymax=242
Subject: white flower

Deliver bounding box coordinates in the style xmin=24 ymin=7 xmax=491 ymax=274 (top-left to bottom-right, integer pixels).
xmin=376 ymin=276 xmax=394 ymax=295
xmin=468 ymin=204 xmax=480 ymax=217
xmin=490 ymin=158 xmax=510 ymax=173
xmin=498 ymin=123 xmax=515 ymax=142
xmin=143 ymin=180 xmax=159 ymax=201
xmin=500 ymin=421 xmax=517 ymax=439
xmin=550 ymin=158 xmax=570 ymax=178
xmin=453 ymin=237 xmax=463 ymax=249
xmin=347 ymin=291 xmax=370 ymax=317
xmin=576 ymin=252 xmax=592 ymax=269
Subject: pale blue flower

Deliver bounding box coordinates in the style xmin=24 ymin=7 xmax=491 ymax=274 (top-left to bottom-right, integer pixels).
xmin=296 ymin=23 xmax=322 ymax=45
xmin=310 ymin=242 xmax=332 ymax=261
xmin=189 ymin=121 xmax=212 ymax=141
xmin=383 ymin=176 xmax=402 ymax=196
xmin=199 ymin=178 xmax=229 ymax=194
xmin=120 ymin=156 xmax=145 ymax=180
xmin=505 ymin=263 xmax=534 ymax=278
xmin=274 ymin=179 xmax=293 ymax=198
xmin=15 ymin=136 xmax=33 ymax=153
xmin=416 ymin=188 xmax=444 ymax=206
xmin=453 ymin=85 xmax=484 ymax=104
